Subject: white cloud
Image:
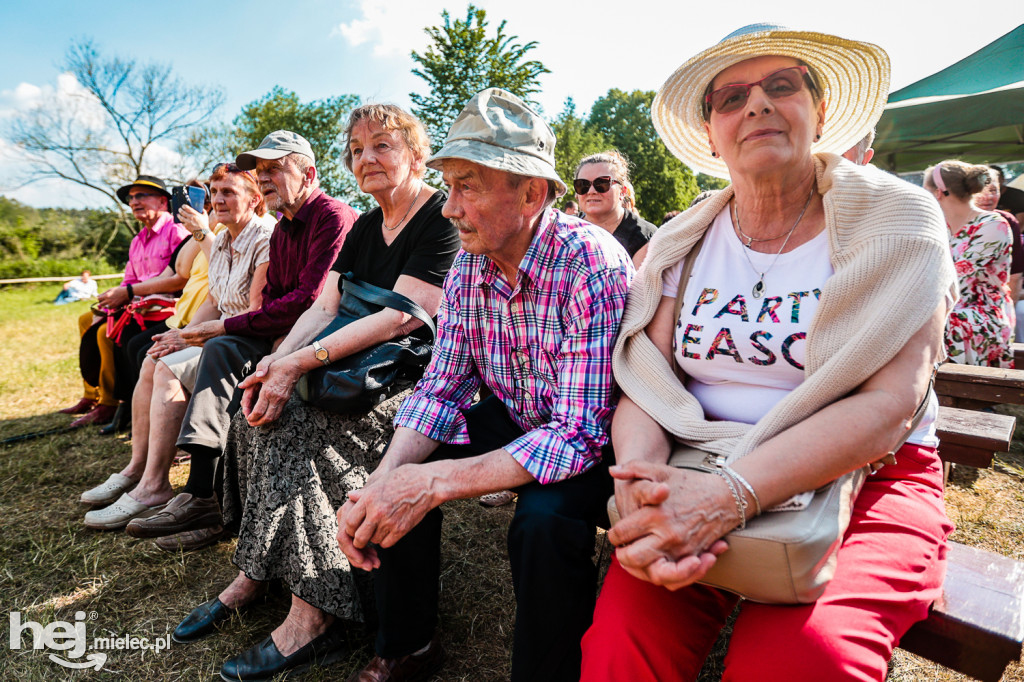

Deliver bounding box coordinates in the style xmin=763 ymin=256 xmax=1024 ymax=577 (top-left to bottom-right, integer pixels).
xmin=332 ymin=0 xmax=458 ymax=57
xmin=0 ymin=73 xmax=188 ymax=209
xmin=330 ymin=0 xmax=1012 ymax=120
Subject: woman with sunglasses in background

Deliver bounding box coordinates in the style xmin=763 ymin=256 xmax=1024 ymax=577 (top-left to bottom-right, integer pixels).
xmin=81 ymin=163 xmax=275 ymax=530
xmin=581 ymin=24 xmax=956 ymax=681
xmin=574 ymin=150 xmax=657 ymax=261
xmin=924 ymin=160 xmax=1013 ymax=368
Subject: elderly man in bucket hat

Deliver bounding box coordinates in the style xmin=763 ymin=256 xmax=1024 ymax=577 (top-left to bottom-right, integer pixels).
xmin=338 ymin=89 xmax=635 ymax=682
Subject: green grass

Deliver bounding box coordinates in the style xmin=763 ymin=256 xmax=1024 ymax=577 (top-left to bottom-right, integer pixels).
xmin=0 ymin=283 xmax=1021 ymax=681
xmin=0 ymin=283 xmax=518 ymax=681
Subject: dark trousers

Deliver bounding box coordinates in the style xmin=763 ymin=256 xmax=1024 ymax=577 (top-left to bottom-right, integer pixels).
xmin=177 ymin=334 xmax=272 ymax=459
xmin=79 ymin=320 xmax=106 ymax=389
xmin=115 ymin=321 xmax=168 ymax=400
xmin=373 ymin=396 xmax=613 ymax=682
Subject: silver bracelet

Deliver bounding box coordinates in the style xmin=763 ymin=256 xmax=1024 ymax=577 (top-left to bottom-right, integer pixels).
xmin=721 ymin=465 xmax=762 ymax=517
xmin=709 ymin=468 xmax=746 ymax=530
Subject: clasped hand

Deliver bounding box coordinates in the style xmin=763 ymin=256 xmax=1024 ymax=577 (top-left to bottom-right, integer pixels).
xmin=147 ymin=328 xmax=188 ymax=359
xmin=238 ymin=353 xmax=302 ymax=426
xmin=179 ymin=320 xmax=224 ymax=347
xmin=336 ymin=464 xmax=439 ymax=571
xmin=609 ymin=461 xmax=734 ymax=591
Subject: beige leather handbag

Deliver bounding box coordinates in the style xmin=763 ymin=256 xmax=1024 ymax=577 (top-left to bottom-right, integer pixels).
xmin=608 ymin=450 xmax=866 ymax=604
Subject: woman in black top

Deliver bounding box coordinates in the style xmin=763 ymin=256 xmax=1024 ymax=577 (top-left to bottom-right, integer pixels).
xmin=171 ymin=104 xmax=460 ymax=681
xmin=574 ymin=149 xmax=657 ymax=262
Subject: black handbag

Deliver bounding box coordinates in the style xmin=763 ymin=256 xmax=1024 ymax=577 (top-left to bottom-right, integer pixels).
xmin=294 ymin=272 xmax=437 ymax=413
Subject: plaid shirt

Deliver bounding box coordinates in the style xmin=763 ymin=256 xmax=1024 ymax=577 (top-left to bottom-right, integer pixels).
xmin=394 ymin=208 xmax=635 ymax=484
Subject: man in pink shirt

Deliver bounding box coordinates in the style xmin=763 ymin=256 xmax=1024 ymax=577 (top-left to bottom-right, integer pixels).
xmin=65 ymin=176 xmax=189 ymax=427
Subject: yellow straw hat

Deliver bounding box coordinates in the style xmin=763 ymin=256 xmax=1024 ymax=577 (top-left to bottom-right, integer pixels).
xmin=652 ymin=23 xmax=891 ymax=179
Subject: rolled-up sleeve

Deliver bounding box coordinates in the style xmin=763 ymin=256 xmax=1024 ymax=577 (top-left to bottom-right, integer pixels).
xmin=394 ymin=266 xmax=482 ymax=442
xmin=505 ymin=265 xmax=632 ymax=484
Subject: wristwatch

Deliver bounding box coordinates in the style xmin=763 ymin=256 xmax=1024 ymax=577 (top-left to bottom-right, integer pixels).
xmin=192 ymin=228 xmax=209 ymax=242
xmin=312 ymin=340 xmax=330 ymax=365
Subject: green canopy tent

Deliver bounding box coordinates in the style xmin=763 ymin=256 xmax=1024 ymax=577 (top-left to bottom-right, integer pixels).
xmin=873 ymin=24 xmax=1024 ymax=172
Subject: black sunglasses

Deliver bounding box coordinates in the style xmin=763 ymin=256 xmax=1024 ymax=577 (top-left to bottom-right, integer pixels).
xmin=573 ymin=176 xmax=621 ymax=195
xmin=126 ymin=192 xmax=161 ymax=202
xmin=704 ymin=65 xmax=814 ymax=117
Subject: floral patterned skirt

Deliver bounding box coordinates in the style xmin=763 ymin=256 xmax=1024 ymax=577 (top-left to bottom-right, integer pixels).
xmin=221 ymin=387 xmax=411 ymax=620
xmin=945 ymin=304 xmax=1014 ymax=368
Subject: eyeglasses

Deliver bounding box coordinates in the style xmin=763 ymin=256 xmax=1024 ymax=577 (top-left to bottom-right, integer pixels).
xmin=573 ymin=176 xmax=621 ymax=195
xmin=126 ymin=192 xmax=160 ymax=202
xmin=704 ymin=65 xmax=814 ymax=117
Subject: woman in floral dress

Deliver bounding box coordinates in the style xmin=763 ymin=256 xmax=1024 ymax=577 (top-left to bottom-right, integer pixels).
xmin=925 ymin=160 xmax=1014 ymax=367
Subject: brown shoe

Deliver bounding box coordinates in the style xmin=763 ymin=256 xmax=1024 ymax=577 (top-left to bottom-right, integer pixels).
xmin=154 ymin=525 xmax=227 ymax=552
xmin=59 ymin=397 xmax=97 ymax=415
xmin=70 ymin=403 xmax=117 ymax=428
xmin=124 ymin=492 xmax=222 ymax=538
xmin=346 ymin=637 xmax=444 ymax=682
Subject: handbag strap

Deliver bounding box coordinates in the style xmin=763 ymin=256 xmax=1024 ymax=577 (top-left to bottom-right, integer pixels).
xmin=340 ymin=272 xmax=437 ymax=339
xmin=670 ymin=232 xmax=708 ymax=378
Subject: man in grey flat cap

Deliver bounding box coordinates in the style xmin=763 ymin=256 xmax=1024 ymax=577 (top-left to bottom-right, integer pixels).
xmin=127 ymin=130 xmax=358 ymax=549
xmin=339 ymin=89 xmax=634 ymax=682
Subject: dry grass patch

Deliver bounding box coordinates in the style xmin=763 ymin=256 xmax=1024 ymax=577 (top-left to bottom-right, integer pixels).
xmin=2 ymin=284 xmax=1022 ymax=680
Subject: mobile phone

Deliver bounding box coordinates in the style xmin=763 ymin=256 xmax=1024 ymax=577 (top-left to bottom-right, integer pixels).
xmin=171 ymin=185 xmax=208 ymax=223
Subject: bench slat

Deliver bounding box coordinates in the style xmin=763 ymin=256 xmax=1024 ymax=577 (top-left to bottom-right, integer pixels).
xmin=936 ymin=407 xmax=1016 ymax=452
xmin=901 ymin=542 xmax=1024 ymax=682
xmin=936 ymin=364 xmax=1024 ymax=405
xmin=1012 ymin=342 xmax=1024 ymax=368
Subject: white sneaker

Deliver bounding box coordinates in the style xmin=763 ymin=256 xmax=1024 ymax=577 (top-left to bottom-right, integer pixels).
xmin=80 ymin=473 xmax=138 ymax=507
xmin=84 ymin=493 xmax=167 ymax=530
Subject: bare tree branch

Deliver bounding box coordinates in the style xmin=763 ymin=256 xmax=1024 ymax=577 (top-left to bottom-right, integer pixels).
xmin=2 ymin=38 xmax=225 ymax=240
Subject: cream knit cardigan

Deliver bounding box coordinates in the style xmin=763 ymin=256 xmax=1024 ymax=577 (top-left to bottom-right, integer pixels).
xmin=613 ymin=153 xmax=958 ymax=461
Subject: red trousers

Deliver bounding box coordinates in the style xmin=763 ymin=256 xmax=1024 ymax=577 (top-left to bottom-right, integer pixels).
xmin=581 ymin=443 xmax=952 ymax=682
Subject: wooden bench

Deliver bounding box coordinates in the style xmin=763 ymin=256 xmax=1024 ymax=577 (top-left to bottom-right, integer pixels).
xmin=900 ymin=542 xmax=1024 ymax=682
xmin=935 ymin=405 xmax=1016 ymax=468
xmin=914 ymin=369 xmax=1023 ymax=678
xmin=936 ymin=363 xmax=1024 ymax=409
xmin=1012 ymin=342 xmax=1024 ymax=368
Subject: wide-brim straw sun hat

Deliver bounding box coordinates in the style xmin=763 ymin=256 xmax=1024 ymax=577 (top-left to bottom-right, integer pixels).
xmin=427 ymin=88 xmax=567 ymax=196
xmin=652 ymin=23 xmax=891 ymax=179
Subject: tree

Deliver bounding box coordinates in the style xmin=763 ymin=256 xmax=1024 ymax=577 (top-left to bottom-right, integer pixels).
xmin=586 ymin=89 xmax=699 ymax=222
xmin=185 ymin=88 xmax=370 ymax=211
xmin=228 ymin=87 xmax=370 ymax=211
xmin=3 ymin=39 xmax=224 ymax=252
xmin=696 ymin=173 xmax=730 ymax=193
xmin=549 ymin=98 xmax=607 ymax=202
xmin=410 ymin=5 xmax=550 ymax=147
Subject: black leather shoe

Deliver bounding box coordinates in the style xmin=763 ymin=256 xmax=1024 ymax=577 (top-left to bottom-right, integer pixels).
xmin=219 ymin=625 xmax=347 ymax=681
xmin=99 ymin=403 xmax=131 ymax=436
xmin=172 ymin=598 xmax=235 ymax=644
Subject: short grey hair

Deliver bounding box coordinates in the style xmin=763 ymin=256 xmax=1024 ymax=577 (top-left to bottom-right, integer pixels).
xmin=849 ymin=128 xmax=876 ymax=165
xmin=287 ymin=152 xmax=318 ymax=188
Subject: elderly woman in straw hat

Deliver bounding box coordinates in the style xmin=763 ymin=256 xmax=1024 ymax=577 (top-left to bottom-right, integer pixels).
xmin=580 ymin=24 xmax=957 ymax=680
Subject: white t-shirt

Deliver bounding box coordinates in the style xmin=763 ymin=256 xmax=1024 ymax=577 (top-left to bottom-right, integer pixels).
xmin=662 ymin=206 xmax=938 ymax=447
xmin=65 ymin=278 xmax=98 ymax=300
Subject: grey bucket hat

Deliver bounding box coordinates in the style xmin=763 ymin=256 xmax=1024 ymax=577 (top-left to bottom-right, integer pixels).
xmin=236 ymin=130 xmax=316 ymax=170
xmin=427 ymin=88 xmax=566 ymax=196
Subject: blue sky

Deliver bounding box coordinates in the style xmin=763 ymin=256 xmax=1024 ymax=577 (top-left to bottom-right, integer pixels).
xmin=2 ymin=0 xmax=1022 ymax=208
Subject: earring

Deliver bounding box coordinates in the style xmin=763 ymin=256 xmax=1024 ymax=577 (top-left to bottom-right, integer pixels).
xmin=711 ymin=151 xmax=718 ymax=158
xmin=815 ymin=133 xmax=822 ymax=141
